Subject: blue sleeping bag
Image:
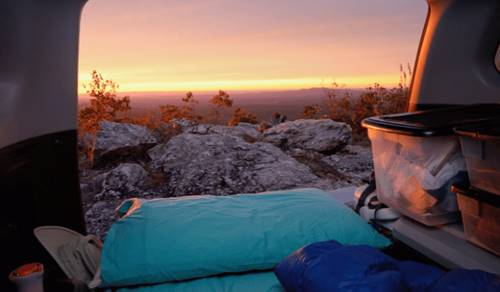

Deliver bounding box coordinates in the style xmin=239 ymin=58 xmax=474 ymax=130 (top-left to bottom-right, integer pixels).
xmin=274 ymin=240 xmax=500 ymax=292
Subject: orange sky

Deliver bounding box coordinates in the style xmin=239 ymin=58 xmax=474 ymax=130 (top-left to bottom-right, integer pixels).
xmin=78 ymin=0 xmax=427 ymax=94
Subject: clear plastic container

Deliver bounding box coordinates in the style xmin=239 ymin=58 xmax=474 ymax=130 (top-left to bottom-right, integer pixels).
xmin=452 ymin=184 xmax=500 ymax=256
xmin=455 ymin=121 xmax=500 ymax=195
xmin=363 ymin=104 xmax=500 ymax=226
xmin=367 ymin=129 xmax=464 ymax=226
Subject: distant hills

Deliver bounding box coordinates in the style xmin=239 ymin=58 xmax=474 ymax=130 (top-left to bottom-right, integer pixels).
xmin=79 ymin=87 xmax=363 ymax=121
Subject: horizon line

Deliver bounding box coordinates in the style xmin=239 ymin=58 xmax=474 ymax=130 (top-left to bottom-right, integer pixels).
xmin=77 ymin=84 xmax=399 ymax=98
xmin=77 ymin=74 xmax=401 ymax=96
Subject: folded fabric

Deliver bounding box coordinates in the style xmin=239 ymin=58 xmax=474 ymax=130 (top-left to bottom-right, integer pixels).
xmin=274 ymin=240 xmax=500 ymax=292
xmin=100 ymin=188 xmax=390 ymax=287
xmin=112 ymin=271 xmax=283 ymax=292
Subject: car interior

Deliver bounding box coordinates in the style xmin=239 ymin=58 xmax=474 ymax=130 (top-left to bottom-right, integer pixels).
xmin=1 ymin=0 xmax=499 ymax=291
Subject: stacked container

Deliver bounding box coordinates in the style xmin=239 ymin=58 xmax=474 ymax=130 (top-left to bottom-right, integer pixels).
xmin=362 ymin=104 xmax=500 ymax=226
xmin=452 ymin=120 xmax=500 ymax=256
xmin=455 ymin=122 xmax=500 ymax=195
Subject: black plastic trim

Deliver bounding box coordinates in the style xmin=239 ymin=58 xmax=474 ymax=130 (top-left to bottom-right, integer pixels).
xmin=0 ymin=130 xmax=85 ymax=290
xmin=454 ymin=121 xmax=500 ymax=141
xmin=362 ymin=104 xmax=500 ymax=137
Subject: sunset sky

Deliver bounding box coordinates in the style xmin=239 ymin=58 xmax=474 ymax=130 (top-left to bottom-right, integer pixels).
xmin=78 ymin=0 xmax=427 ymax=94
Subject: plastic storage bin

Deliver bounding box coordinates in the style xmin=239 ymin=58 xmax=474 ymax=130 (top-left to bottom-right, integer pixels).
xmin=362 ymin=104 xmax=500 ymax=226
xmin=452 ymin=184 xmax=500 ymax=256
xmin=454 ymin=121 xmax=500 ymax=195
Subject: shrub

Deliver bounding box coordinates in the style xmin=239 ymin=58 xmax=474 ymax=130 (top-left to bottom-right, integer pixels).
xmin=270 ymin=112 xmax=287 ymax=125
xmin=129 ymin=111 xmax=159 ymax=129
xmin=305 ymin=64 xmax=412 ymax=140
xmin=228 ymin=107 xmax=258 ymax=126
xmin=209 ymin=90 xmax=233 ymax=123
xmin=159 ymin=91 xmax=201 ymax=123
xmin=302 ymin=104 xmax=321 ymax=119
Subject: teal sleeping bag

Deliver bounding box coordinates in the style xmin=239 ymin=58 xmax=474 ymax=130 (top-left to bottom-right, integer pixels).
xmin=101 ymin=188 xmax=390 ymax=287
xmin=114 ymin=271 xmax=283 ymax=292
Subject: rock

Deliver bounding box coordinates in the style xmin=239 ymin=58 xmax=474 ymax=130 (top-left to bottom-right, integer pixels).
xmin=79 ymin=183 xmax=92 ymax=201
xmin=148 ymin=133 xmax=321 ymax=196
xmin=321 ymin=145 xmax=374 ymax=184
xmin=151 ymin=122 xmax=186 ymax=144
xmin=263 ymin=119 xmax=351 ymax=154
xmin=80 ymin=120 xmax=373 ymax=239
xmin=85 ymin=200 xmax=117 ymax=239
xmin=79 ymin=172 xmax=107 ymax=202
xmin=288 ymin=148 xmax=350 ymax=185
xmin=287 ymin=148 xmax=326 ymax=161
xmin=95 ymin=121 xmax=157 ymax=154
xmin=236 ymin=122 xmax=260 ymax=132
xmin=171 ymin=119 xmax=199 ymax=130
xmin=187 ymin=123 xmax=261 ymax=142
xmin=153 ymin=119 xmax=198 ymax=142
xmin=93 ymin=121 xmax=158 ymax=167
xmin=99 ymin=163 xmax=148 ymax=197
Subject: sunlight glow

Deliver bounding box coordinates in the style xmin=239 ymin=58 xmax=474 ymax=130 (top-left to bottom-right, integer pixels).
xmin=77 ymin=74 xmax=400 ymax=94
xmin=78 ymin=0 xmax=426 ymax=95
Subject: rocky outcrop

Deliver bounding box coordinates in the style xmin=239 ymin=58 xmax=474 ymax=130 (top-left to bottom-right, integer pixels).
xmin=263 ymin=119 xmax=351 ymax=154
xmin=80 ymin=163 xmax=148 ymax=200
xmin=321 ymin=145 xmax=374 ymax=184
xmin=96 ymin=121 xmax=157 ymax=152
xmin=170 ymin=119 xmax=199 ymax=130
xmin=81 ymin=120 xmax=372 ymax=239
xmin=93 ymin=121 xmax=158 ymax=166
xmin=80 ymin=175 xmax=106 ymax=203
xmin=85 ymin=200 xmax=117 ymax=240
xmin=148 ymin=133 xmax=323 ymax=196
xmin=187 ymin=123 xmax=261 ymax=142
xmin=99 ymin=163 xmax=148 ymax=198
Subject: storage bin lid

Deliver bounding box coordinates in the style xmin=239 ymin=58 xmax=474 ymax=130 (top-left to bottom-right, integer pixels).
xmin=454 ymin=121 xmax=500 ymax=141
xmin=451 ymin=183 xmax=500 ymax=208
xmin=362 ymin=104 xmax=500 ymax=136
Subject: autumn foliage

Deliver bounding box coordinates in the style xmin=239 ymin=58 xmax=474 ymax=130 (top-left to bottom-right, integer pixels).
xmin=159 ymin=91 xmax=202 ymax=123
xmin=228 ymin=107 xmax=258 ymax=126
xmin=307 ymin=64 xmax=412 ymax=140
xmin=78 ymin=71 xmax=264 ymax=162
xmin=78 ymin=70 xmax=131 ymax=163
xmin=302 ymin=104 xmax=321 ymax=119
xmin=209 ymin=90 xmax=234 ymax=123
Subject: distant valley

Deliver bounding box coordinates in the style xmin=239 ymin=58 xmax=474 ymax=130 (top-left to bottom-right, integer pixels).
xmin=79 ymin=87 xmax=362 ymax=121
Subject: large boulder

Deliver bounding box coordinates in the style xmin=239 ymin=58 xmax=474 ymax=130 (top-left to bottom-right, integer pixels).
xmin=187 ymin=123 xmax=261 ymax=142
xmin=321 ymin=145 xmax=374 ymax=184
xmin=96 ymin=121 xmax=157 ymax=152
xmin=99 ymin=163 xmax=148 ymax=197
xmin=93 ymin=121 xmax=158 ymax=166
xmin=147 ymin=133 xmax=321 ymax=196
xmin=263 ymin=119 xmax=351 ymax=154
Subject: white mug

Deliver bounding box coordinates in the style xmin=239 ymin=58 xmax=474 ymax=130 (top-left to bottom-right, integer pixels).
xmin=9 ymin=263 xmax=44 ymax=292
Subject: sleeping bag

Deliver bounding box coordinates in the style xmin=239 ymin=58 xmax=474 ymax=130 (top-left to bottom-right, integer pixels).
xmin=113 ymin=271 xmax=283 ymax=292
xmin=274 ymin=240 xmax=500 ymax=292
xmin=100 ymin=188 xmax=390 ymax=287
